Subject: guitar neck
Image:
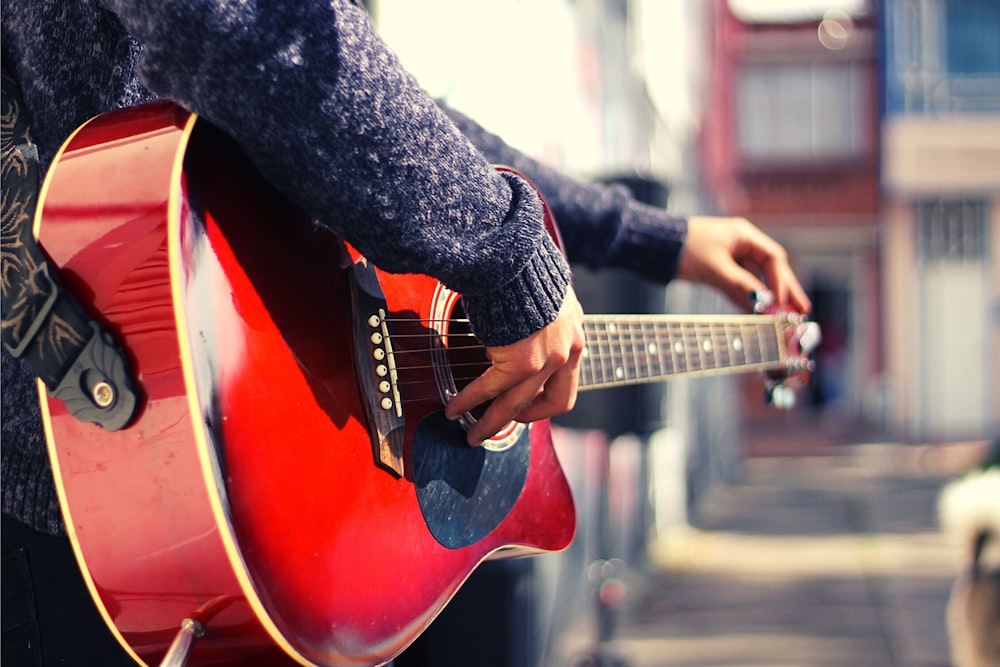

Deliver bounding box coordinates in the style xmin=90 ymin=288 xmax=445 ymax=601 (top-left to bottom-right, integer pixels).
xmin=579 ymin=314 xmax=785 ymax=390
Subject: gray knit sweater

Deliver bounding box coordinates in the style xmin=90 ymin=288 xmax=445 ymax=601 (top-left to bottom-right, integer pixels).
xmin=1 ymin=0 xmax=686 ymax=534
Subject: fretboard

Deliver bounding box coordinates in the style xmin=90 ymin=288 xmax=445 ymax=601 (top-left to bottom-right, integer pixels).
xmin=579 ymin=314 xmax=784 ymax=390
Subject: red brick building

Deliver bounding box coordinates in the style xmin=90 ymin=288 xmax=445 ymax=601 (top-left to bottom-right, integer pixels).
xmin=697 ymin=0 xmax=883 ymax=437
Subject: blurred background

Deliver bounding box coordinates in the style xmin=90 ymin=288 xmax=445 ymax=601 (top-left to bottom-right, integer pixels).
xmin=365 ymin=1 xmax=998 ymax=665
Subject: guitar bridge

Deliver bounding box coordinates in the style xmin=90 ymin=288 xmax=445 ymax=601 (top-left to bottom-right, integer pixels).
xmin=349 ymin=259 xmax=405 ymax=477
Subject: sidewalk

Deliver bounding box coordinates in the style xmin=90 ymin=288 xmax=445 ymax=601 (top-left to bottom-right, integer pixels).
xmin=556 ymin=440 xmax=988 ymax=667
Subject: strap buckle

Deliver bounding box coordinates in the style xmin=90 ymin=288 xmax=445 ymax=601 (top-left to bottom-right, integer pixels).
xmin=48 ymin=322 xmax=140 ymax=432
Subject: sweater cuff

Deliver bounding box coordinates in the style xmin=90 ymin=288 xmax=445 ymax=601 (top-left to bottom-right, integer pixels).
xmin=461 ymin=232 xmax=571 ymax=347
xmin=610 ymin=202 xmax=688 ymax=284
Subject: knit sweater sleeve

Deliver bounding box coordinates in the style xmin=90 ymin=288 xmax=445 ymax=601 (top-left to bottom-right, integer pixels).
xmin=98 ymin=0 xmax=568 ymax=347
xmin=441 ymin=104 xmax=688 ymax=285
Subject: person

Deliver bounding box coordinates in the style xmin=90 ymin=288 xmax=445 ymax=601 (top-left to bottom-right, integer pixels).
xmin=1 ymin=1 xmax=811 ymax=664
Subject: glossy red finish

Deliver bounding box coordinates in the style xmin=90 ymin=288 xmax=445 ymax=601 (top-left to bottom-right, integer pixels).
xmin=38 ymin=102 xmax=576 ymax=666
xmin=38 ymin=102 xmax=294 ymax=666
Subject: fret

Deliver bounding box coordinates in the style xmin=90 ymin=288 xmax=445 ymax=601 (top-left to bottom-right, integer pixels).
xmin=685 ymin=322 xmax=700 ymax=373
xmin=643 ymin=320 xmax=663 ymax=380
xmin=592 ymin=320 xmax=608 ymax=385
xmin=635 ymin=323 xmax=645 ymax=379
xmin=727 ymin=326 xmax=739 ymax=367
xmin=689 ymin=322 xmax=702 ymax=372
xmin=762 ymin=320 xmax=781 ymax=363
xmin=670 ymin=323 xmax=681 ymax=373
xmin=663 ymin=323 xmax=676 ymax=376
xmin=608 ymin=320 xmax=625 ymax=383
xmin=580 ymin=320 xmax=595 ymax=387
xmin=596 ymin=320 xmax=613 ymax=383
xmin=632 ymin=320 xmax=648 ymax=383
xmin=697 ymin=322 xmax=717 ymax=371
xmin=673 ymin=322 xmax=686 ymax=373
xmin=736 ymin=324 xmax=753 ymax=366
xmin=743 ymin=321 xmax=761 ymax=366
xmin=617 ymin=320 xmax=632 ymax=383
xmin=701 ymin=324 xmax=716 ymax=371
xmin=694 ymin=323 xmax=707 ymax=371
xmin=626 ymin=320 xmax=643 ymax=384
xmin=654 ymin=323 xmax=666 ymax=375
xmin=716 ymin=324 xmax=733 ymax=370
xmin=728 ymin=322 xmax=747 ymax=368
xmin=755 ymin=321 xmax=767 ymax=365
xmin=682 ymin=323 xmax=692 ymax=372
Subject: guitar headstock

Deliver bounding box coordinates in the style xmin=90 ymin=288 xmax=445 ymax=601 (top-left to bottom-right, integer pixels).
xmin=753 ymin=291 xmax=822 ymax=409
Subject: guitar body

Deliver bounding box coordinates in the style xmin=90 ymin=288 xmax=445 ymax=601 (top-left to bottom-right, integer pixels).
xmin=37 ymin=102 xmax=576 ymax=666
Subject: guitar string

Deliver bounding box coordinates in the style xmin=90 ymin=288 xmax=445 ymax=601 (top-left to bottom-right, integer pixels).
xmin=380 ymin=320 xmax=781 ymax=370
xmin=384 ymin=325 xmax=778 ymax=348
xmin=383 ymin=319 xmax=780 ymax=344
xmin=390 ymin=345 xmax=778 ymax=366
xmin=391 ymin=338 xmax=780 ymax=365
xmin=394 ymin=350 xmax=788 ymax=386
xmin=387 ymin=329 xmax=779 ymax=368
xmin=388 ymin=345 xmax=778 ymax=374
xmin=378 ymin=318 xmax=781 ymax=373
xmin=392 ymin=356 xmax=789 ymax=410
xmin=380 ymin=316 xmax=779 ymax=335
xmin=390 ymin=343 xmax=782 ymax=385
xmin=380 ymin=315 xmax=782 ymax=325
xmin=392 ymin=357 xmax=785 ymax=391
xmin=377 ymin=316 xmax=784 ymax=405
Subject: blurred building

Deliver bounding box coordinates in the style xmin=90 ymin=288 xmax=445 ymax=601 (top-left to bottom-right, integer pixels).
xmin=697 ymin=0 xmax=1000 ymax=444
xmin=364 ymin=2 xmax=998 ymax=665
xmin=881 ymin=0 xmax=1000 ymax=442
xmin=697 ymin=0 xmax=883 ymax=440
xmin=373 ymin=4 xmax=747 ymax=665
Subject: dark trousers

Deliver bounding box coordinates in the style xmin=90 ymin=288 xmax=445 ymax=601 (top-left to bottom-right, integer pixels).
xmin=2 ymin=515 xmax=136 ymax=666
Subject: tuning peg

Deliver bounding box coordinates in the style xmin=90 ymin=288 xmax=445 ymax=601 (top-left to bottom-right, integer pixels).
xmin=797 ymin=321 xmax=822 ymax=356
xmin=766 ymin=382 xmax=797 ymax=410
xmin=750 ymin=289 xmax=775 ymax=314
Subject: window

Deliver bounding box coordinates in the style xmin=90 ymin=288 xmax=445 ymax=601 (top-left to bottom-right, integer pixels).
xmin=945 ymin=0 xmax=1000 ymax=77
xmin=915 ymin=199 xmax=988 ymax=263
xmin=884 ymin=0 xmax=1000 ymax=113
xmin=737 ymin=61 xmax=867 ymax=164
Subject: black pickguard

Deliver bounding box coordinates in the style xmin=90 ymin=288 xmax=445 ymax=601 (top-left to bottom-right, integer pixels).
xmin=411 ymin=411 xmax=530 ymax=549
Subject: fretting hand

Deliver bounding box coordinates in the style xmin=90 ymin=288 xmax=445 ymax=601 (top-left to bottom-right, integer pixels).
xmin=678 ymin=216 xmax=812 ymax=314
xmin=444 ymin=217 xmax=810 ymax=445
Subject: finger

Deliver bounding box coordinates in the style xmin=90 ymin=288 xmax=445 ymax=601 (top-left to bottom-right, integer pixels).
xmin=465 ymin=376 xmax=548 ymax=445
xmin=739 ymin=228 xmax=812 ymax=313
xmin=515 ymin=359 xmax=580 ymax=424
xmin=752 ymin=251 xmax=812 ymax=314
xmin=774 ymin=264 xmax=812 ymax=313
xmin=444 ymin=365 xmax=511 ymax=421
xmin=713 ymin=259 xmax=770 ymax=312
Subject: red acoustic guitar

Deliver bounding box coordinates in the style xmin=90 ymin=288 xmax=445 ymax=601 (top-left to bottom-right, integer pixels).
xmin=35 ymin=102 xmax=817 ymax=666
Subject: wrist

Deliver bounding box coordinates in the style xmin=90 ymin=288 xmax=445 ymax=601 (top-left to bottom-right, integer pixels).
xmin=461 ymin=233 xmax=571 ymax=347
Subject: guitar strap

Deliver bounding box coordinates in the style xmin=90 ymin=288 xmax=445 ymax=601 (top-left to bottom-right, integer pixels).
xmin=2 ymin=71 xmax=138 ymax=431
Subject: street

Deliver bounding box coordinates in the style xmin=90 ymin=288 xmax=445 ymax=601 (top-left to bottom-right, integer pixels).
xmin=555 ymin=441 xmax=988 ymax=667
